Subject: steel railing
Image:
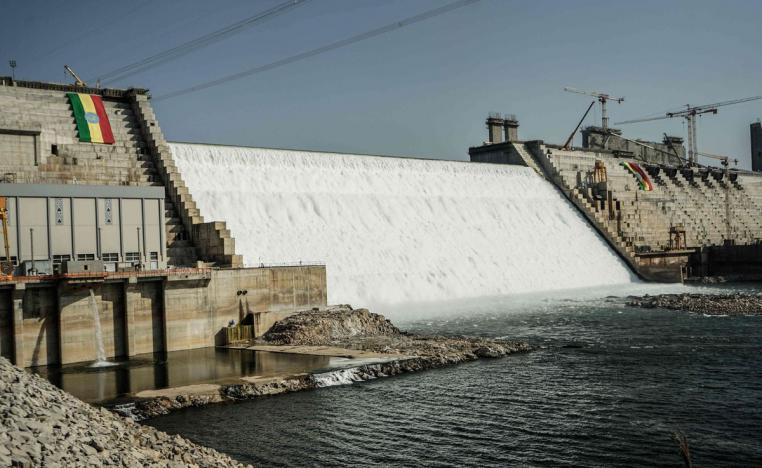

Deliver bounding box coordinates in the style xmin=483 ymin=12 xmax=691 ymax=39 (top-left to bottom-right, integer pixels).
xmin=0 ymin=267 xmax=213 ymax=283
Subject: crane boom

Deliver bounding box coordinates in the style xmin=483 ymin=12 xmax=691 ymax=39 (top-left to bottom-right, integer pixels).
xmin=613 ymin=94 xmax=762 ymax=164
xmin=671 ymin=95 xmax=762 ymax=116
xmin=64 ymin=65 xmax=87 ymax=87
xmin=563 ymin=86 xmax=624 ymax=131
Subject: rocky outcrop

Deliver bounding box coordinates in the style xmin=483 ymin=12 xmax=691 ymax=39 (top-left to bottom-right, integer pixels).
xmin=0 ymin=357 xmax=249 ymax=467
xmin=626 ymin=293 xmax=762 ymax=316
xmin=262 ymin=305 xmax=401 ymax=345
xmin=129 ymin=339 xmax=529 ymax=421
xmin=129 ymin=306 xmax=530 ymax=420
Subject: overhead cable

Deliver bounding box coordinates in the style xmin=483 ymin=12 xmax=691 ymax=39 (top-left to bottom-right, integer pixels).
xmin=154 ymin=0 xmax=480 ymax=102
xmin=95 ymin=0 xmax=309 ymax=84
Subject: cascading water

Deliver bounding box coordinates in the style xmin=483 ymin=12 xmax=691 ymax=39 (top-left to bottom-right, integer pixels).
xmin=88 ymin=289 xmax=113 ymax=368
xmin=171 ymin=143 xmax=635 ymax=310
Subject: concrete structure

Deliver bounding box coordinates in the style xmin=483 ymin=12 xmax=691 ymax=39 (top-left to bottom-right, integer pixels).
xmin=751 ymin=120 xmax=762 ymax=172
xmin=0 ymin=184 xmax=166 ymax=274
xmin=0 ymin=77 xmax=240 ymax=268
xmin=485 ymin=113 xmax=504 ymax=144
xmin=0 ymin=265 xmax=326 ymax=368
xmin=581 ymin=126 xmax=685 ymax=166
xmin=470 ymin=115 xmax=762 ymax=281
xmin=0 ymin=78 xmax=328 ymax=367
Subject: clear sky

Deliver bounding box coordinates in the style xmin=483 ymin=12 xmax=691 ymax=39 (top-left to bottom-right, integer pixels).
xmin=3 ymin=0 xmax=762 ymax=167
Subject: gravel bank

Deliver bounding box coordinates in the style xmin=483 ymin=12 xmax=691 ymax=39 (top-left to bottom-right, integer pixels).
xmin=626 ymin=293 xmax=762 ymax=315
xmin=0 ymin=357 xmax=250 ymax=467
xmin=130 ymin=306 xmax=530 ymax=420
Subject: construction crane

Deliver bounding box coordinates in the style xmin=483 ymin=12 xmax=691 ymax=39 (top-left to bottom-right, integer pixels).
xmin=0 ymin=198 xmax=14 ymax=279
xmin=614 ymin=95 xmax=762 ymax=165
xmin=64 ymin=65 xmax=87 ymax=87
xmin=563 ymin=87 xmax=624 ymax=131
xmin=563 ymin=101 xmax=595 ymax=149
xmin=696 ymin=150 xmax=737 ymax=168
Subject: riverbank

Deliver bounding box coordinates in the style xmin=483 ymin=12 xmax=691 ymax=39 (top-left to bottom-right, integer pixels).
xmin=626 ymin=293 xmax=762 ymax=315
xmin=127 ymin=306 xmax=530 ymax=420
xmin=0 ymin=356 xmax=249 ymax=467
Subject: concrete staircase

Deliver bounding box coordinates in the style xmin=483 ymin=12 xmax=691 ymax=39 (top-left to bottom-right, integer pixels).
xmin=525 ymin=143 xmax=762 ymax=280
xmin=540 ymin=146 xmax=762 ymax=252
xmin=129 ymin=94 xmax=242 ymax=268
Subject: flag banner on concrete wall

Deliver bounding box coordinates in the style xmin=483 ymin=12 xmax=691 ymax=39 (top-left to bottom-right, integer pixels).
xmin=620 ymin=161 xmax=653 ymax=191
xmin=67 ymin=93 xmax=115 ymax=144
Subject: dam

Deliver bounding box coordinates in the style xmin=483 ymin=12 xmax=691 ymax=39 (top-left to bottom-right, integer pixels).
xmin=170 ymin=143 xmax=635 ymax=308
xmin=1 ymin=76 xmax=760 ymax=372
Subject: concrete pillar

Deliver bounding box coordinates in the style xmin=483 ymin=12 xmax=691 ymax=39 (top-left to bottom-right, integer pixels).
xmin=503 ymin=115 xmax=519 ymax=142
xmin=486 ymin=114 xmax=504 ymax=144
xmin=17 ymin=285 xmax=59 ymax=367
xmin=125 ymin=280 xmax=164 ymax=356
xmin=11 ymin=286 xmax=24 ymax=366
xmin=0 ymin=289 xmax=13 ymax=362
xmin=58 ymin=284 xmax=93 ymax=365
xmin=751 ymin=121 xmax=762 ymax=172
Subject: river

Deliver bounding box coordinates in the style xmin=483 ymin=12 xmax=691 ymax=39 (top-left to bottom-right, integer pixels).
xmin=147 ymin=285 xmax=762 ymax=467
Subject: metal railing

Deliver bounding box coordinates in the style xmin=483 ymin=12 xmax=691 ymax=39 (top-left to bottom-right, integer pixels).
xmin=249 ymin=261 xmax=326 ymax=268
xmin=0 ymin=261 xmax=327 ymax=283
xmin=0 ymin=267 xmax=213 ymax=283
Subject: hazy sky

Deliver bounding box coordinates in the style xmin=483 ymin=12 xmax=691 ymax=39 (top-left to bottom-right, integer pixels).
xmin=3 ymin=0 xmax=762 ymax=167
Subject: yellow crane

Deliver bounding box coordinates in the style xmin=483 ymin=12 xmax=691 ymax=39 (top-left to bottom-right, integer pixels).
xmin=0 ymin=198 xmax=13 ymax=279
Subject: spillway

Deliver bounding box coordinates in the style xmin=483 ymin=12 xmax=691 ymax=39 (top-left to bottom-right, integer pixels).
xmin=171 ymin=143 xmax=635 ymax=309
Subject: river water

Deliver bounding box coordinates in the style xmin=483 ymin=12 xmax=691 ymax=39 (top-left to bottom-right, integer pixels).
xmin=148 ymin=285 xmax=762 ymax=467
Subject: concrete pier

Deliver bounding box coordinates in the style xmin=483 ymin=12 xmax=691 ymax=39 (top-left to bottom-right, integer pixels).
xmin=0 ymin=265 xmax=326 ymax=367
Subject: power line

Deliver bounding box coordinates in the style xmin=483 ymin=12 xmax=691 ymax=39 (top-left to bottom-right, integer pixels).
xmin=27 ymin=1 xmax=152 ymax=65
xmin=95 ymin=0 xmax=309 ymax=84
xmin=154 ymin=0 xmax=480 ymax=102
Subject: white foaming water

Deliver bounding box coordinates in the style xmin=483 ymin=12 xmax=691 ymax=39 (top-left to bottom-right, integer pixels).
xmin=171 ymin=143 xmax=635 ymax=310
xmin=88 ymin=289 xmax=114 ymax=368
xmin=312 ymin=368 xmax=368 ymax=388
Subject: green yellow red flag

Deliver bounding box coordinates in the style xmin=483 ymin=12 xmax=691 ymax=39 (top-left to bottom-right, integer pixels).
xmin=67 ymin=93 xmax=115 ymax=144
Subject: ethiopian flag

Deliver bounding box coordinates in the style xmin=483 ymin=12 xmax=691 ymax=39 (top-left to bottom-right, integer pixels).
xmin=620 ymin=161 xmax=654 ymax=191
xmin=67 ymin=93 xmax=115 ymax=144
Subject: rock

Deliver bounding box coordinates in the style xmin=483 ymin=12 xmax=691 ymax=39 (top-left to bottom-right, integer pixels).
xmin=626 ymin=293 xmax=762 ymax=316
xmin=124 ymin=305 xmax=530 ymax=420
xmin=0 ymin=356 xmax=252 ymax=467
xmin=262 ymin=305 xmax=402 ymax=345
xmin=474 ymin=347 xmax=501 ymax=358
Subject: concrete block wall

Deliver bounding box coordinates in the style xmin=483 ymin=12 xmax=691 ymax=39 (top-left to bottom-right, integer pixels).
xmin=164 ymin=266 xmax=326 ymax=352
xmin=129 ymin=94 xmax=242 ymax=268
xmin=523 ymin=142 xmax=762 ymax=280
xmin=0 ymin=82 xmax=157 ymax=187
xmin=0 ymin=79 xmax=242 ymax=268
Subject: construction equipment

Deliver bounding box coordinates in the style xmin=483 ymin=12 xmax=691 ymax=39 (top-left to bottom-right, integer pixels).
xmin=0 ymin=197 xmax=14 ymax=278
xmin=696 ymin=151 xmax=737 ymax=168
xmin=563 ymin=101 xmax=595 ymax=149
xmin=64 ymin=65 xmax=87 ymax=87
xmin=615 ymin=95 xmax=762 ymax=164
xmin=662 ymin=133 xmax=681 ymax=162
xmin=563 ymin=87 xmax=624 ymax=131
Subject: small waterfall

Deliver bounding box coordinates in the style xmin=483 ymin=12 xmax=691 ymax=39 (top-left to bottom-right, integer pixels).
xmin=88 ymin=289 xmax=114 ymax=368
xmin=312 ymin=367 xmax=369 ymax=387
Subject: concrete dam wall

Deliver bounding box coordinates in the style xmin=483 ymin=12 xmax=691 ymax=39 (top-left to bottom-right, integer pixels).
xmin=171 ymin=143 xmax=635 ymax=309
